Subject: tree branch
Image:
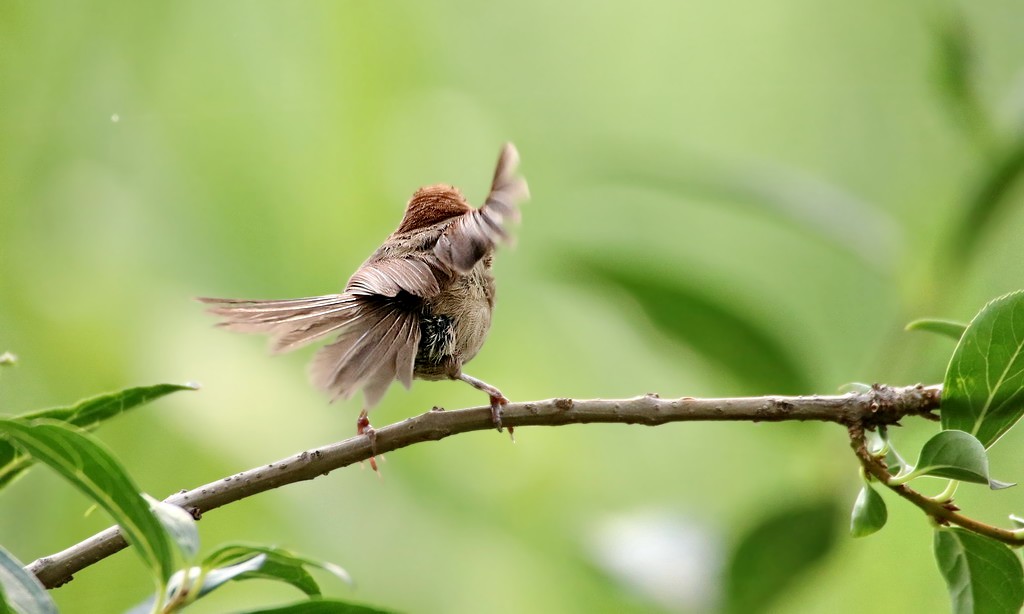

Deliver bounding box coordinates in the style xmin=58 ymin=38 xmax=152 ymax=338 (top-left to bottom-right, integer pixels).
xmin=28 ymin=384 xmax=941 ymax=589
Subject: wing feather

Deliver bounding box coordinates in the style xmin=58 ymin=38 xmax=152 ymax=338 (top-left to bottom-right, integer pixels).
xmin=346 ymin=256 xmax=442 ymax=297
xmin=434 ymin=143 xmax=529 ymax=273
xmin=309 ymin=297 xmax=421 ymax=406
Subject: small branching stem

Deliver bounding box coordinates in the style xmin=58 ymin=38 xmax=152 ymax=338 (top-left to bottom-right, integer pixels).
xmin=849 ymin=425 xmax=1024 ymax=546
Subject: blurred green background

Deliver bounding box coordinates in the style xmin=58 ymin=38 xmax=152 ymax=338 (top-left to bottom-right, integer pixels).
xmin=3 ymin=1 xmax=1024 ymax=612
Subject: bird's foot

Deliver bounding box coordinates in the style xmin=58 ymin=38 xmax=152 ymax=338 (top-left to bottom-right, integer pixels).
xmin=457 ymin=373 xmax=515 ymax=441
xmin=490 ymin=394 xmax=514 ymax=442
xmin=458 ymin=372 xmax=516 ymax=437
xmin=357 ymin=411 xmax=381 ymax=474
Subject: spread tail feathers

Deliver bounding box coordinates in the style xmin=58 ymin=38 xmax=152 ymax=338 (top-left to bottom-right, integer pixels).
xmin=199 ymin=294 xmax=421 ymax=406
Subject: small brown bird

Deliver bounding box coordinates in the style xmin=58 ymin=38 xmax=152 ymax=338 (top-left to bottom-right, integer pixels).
xmin=200 ymin=144 xmax=528 ymax=460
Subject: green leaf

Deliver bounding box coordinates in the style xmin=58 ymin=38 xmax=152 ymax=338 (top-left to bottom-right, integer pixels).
xmin=572 ymin=259 xmax=811 ymax=394
xmin=990 ymin=479 xmax=1016 ymax=491
xmin=906 ymin=318 xmax=967 ymax=341
xmin=910 ymin=430 xmax=1007 ymax=487
xmin=202 ymin=544 xmax=350 ymax=598
xmin=19 ymin=382 xmax=198 ymax=427
xmin=235 ymin=556 xmax=323 ymax=597
xmin=238 ymin=599 xmax=395 ymax=614
xmin=0 ymin=419 xmax=176 ymax=586
xmin=132 ymin=543 xmax=354 ymax=613
xmin=850 ymin=483 xmax=887 ymax=538
xmin=127 ymin=556 xmax=270 ymax=614
xmin=722 ymin=500 xmax=838 ymax=614
xmin=0 ymin=544 xmax=57 ymax=614
xmin=934 ymin=528 xmax=1024 ymax=614
xmin=942 ymin=291 xmax=1024 ymax=448
xmin=144 ymin=495 xmax=200 ymax=561
xmin=202 ymin=554 xmax=274 ymax=595
xmin=0 ymin=383 xmax=196 ymax=490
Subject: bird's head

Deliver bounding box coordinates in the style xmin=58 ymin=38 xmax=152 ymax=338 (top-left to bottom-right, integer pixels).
xmin=395 ymin=184 xmax=473 ymax=234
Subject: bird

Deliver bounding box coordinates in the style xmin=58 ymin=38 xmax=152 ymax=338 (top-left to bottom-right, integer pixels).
xmin=199 ymin=144 xmax=528 ymax=466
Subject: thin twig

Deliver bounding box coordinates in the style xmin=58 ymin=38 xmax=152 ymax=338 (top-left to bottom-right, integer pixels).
xmin=848 ymin=424 xmax=1024 ymax=546
xmin=28 ymin=385 xmax=941 ymax=589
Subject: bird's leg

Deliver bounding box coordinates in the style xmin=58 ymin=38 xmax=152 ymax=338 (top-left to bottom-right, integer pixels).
xmin=457 ymin=373 xmax=513 ymax=440
xmin=357 ymin=409 xmax=381 ymax=473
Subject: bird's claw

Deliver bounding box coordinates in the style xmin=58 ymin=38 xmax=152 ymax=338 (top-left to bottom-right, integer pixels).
xmin=490 ymin=394 xmax=514 ymax=441
xmin=357 ymin=413 xmax=381 ymax=474
xmin=456 ymin=374 xmax=514 ymax=441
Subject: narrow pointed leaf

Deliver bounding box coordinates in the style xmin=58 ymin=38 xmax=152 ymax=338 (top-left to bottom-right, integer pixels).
xmin=236 ymin=556 xmax=322 ymax=597
xmin=0 ymin=419 xmax=175 ymax=584
xmin=19 ymin=383 xmax=198 ymax=427
xmin=128 ymin=555 xmax=271 ymax=612
xmin=850 ymin=483 xmax=887 ymax=537
xmin=198 ymin=554 xmax=268 ymax=596
xmin=203 ymin=544 xmax=351 ymax=598
xmin=989 ymin=479 xmax=1016 ymax=490
xmin=906 ymin=318 xmax=967 ymax=341
xmin=0 ymin=383 xmax=197 ymax=490
xmin=942 ymin=291 xmax=1024 ymax=448
xmin=139 ymin=544 xmax=358 ymax=612
xmin=0 ymin=545 xmax=57 ymax=614
xmin=934 ymin=528 xmax=1024 ymax=614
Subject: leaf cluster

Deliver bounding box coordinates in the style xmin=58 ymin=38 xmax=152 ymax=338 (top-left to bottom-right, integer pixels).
xmin=854 ymin=291 xmax=1024 ymax=613
xmin=0 ymin=383 xmax=382 ymax=614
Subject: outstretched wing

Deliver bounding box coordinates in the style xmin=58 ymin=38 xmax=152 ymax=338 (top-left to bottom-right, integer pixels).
xmin=434 ymin=143 xmax=529 ymax=273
